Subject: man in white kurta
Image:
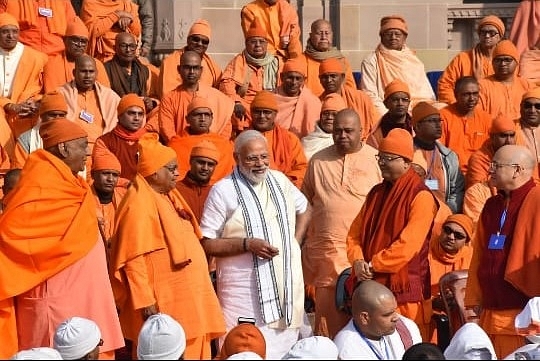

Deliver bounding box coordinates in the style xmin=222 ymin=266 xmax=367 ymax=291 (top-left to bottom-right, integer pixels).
xmin=200 ymin=130 xmax=311 ymax=359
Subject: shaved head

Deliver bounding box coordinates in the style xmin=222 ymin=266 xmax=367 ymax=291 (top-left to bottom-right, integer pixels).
xmin=180 ymin=50 xmax=202 ymax=65
xmin=491 ymin=145 xmax=535 ymax=191
xmin=75 ymin=54 xmax=96 ymax=69
xmin=352 ymin=280 xmax=396 ymax=313
xmin=494 ymin=145 xmax=535 ymax=170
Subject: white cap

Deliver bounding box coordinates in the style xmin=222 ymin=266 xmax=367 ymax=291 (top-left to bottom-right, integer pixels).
xmin=444 ymin=323 xmax=497 ymax=360
xmin=53 ymin=316 xmax=102 ymax=360
xmin=516 ymin=297 xmax=540 ymax=344
xmin=227 ymin=351 xmax=264 ymax=360
xmin=10 ymin=347 xmax=63 ymax=360
xmin=281 ymin=336 xmax=339 ymax=360
xmin=137 ymin=313 xmax=186 ymax=360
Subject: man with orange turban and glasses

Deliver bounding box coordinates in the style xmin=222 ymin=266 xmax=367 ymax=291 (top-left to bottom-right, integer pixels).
xmin=0 ymin=118 xmax=124 ymax=359
xmin=111 ymin=133 xmax=225 ymax=359
xmin=517 ymin=88 xmax=540 ymax=174
xmin=347 ymin=128 xmax=439 ymax=341
xmin=438 ymin=15 xmax=505 ymax=104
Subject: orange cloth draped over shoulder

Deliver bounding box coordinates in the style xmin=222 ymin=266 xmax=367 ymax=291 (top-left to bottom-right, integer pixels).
xmin=0 ymin=149 xmax=98 ymax=357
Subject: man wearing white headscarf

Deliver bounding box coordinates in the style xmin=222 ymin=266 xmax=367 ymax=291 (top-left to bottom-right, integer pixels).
xmin=444 ymin=323 xmax=497 ymax=359
xmin=10 ymin=347 xmax=62 ymax=360
xmin=53 ymin=317 xmax=102 ymax=360
xmin=282 ymin=335 xmax=338 ymax=359
xmin=137 ymin=313 xmax=186 ymax=360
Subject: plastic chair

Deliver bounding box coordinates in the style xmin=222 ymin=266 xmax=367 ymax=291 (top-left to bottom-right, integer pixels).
xmin=426 ymin=70 xmax=443 ymax=96
xmin=353 ymin=71 xmax=362 ymax=90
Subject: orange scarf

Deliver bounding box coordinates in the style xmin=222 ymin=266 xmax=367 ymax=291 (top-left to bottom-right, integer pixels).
xmin=265 ymin=125 xmax=293 ymax=174
xmin=112 ymin=123 xmax=146 ymax=141
xmin=430 ymin=236 xmax=472 ymax=268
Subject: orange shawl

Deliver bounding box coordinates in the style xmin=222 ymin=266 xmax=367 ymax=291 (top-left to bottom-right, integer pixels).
xmin=358 ymin=168 xmax=429 ymax=293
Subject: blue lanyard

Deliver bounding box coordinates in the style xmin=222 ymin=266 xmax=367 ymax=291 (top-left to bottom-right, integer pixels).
xmin=353 ymin=321 xmax=390 ymax=360
xmin=498 ymin=208 xmax=507 ymax=235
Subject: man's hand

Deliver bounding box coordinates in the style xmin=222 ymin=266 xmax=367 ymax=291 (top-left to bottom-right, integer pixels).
xmin=233 ymin=102 xmax=246 ymax=119
xmin=353 ymin=259 xmax=373 ymax=281
xmin=245 ymin=238 xmax=279 ymax=259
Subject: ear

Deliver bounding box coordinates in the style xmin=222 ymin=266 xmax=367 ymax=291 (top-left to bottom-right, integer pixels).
xmin=233 ymin=152 xmax=240 ymax=164
xmin=359 ymin=311 xmax=370 ymax=325
xmin=58 ymin=142 xmax=69 ymax=158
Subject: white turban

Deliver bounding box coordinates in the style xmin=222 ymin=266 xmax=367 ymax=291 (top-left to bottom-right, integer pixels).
xmin=444 ymin=323 xmax=497 ymax=360
xmin=227 ymin=351 xmax=264 ymax=360
xmin=10 ymin=347 xmax=63 ymax=360
xmin=53 ymin=316 xmax=102 ymax=360
xmin=515 ymin=297 xmax=540 ymax=343
xmin=137 ymin=313 xmax=186 ymax=360
xmin=281 ymin=336 xmax=339 ymax=360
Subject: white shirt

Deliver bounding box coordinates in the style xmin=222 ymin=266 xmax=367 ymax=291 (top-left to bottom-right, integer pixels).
xmin=0 ymin=42 xmax=24 ymax=97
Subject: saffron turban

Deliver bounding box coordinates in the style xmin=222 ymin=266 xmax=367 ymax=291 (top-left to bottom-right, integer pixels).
xmin=137 ymin=133 xmax=177 ymax=177
xmin=282 ymin=336 xmax=339 ymax=360
xmin=188 ymin=19 xmax=211 ymax=40
xmin=246 ymin=18 xmax=267 ymax=39
xmin=40 ymin=118 xmax=88 ymax=149
xmin=321 ymin=93 xmax=347 ymax=112
xmin=379 ymin=128 xmax=414 ymax=161
xmin=217 ymin=324 xmax=266 ymax=360
xmin=117 ymin=93 xmax=145 ymax=115
xmin=282 ymin=58 xmax=307 ymax=77
xmin=187 ymin=96 xmax=213 ymax=115
xmin=251 ymin=90 xmax=278 ymax=111
xmin=384 ymin=79 xmax=410 ymax=100
xmin=0 ymin=13 xmax=19 ymax=29
xmin=522 ymin=87 xmax=540 ymax=101
xmin=137 ymin=314 xmax=186 ymax=361
xmin=379 ymin=15 xmax=408 ymax=35
xmin=39 ymin=91 xmax=68 ymax=116
xmin=412 ymin=101 xmax=440 ymax=126
xmin=191 ymin=140 xmax=220 ymax=163
xmin=53 ymin=317 xmax=102 ymax=360
xmin=65 ymin=17 xmax=89 ymax=38
xmin=92 ymin=145 xmax=121 ymax=172
xmin=319 ymin=58 xmax=344 ymax=76
xmin=478 ymin=15 xmax=505 ymax=38
xmin=444 ymin=213 xmax=474 ymax=241
xmin=490 ymin=113 xmax=516 ymax=134
xmin=492 ymin=40 xmax=519 ymax=62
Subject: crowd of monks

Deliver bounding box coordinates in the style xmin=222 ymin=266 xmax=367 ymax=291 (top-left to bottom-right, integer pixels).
xmin=1 ymin=0 xmax=540 ymax=359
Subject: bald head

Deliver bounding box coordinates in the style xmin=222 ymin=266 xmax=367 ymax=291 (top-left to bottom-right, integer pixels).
xmin=180 ymin=50 xmax=202 ymax=65
xmin=491 ymin=145 xmax=535 ymax=191
xmin=73 ymin=54 xmax=96 ymax=91
xmin=179 ymin=50 xmax=202 ymax=86
xmin=75 ymin=54 xmax=96 ymax=69
xmin=352 ymin=280 xmax=396 ymax=313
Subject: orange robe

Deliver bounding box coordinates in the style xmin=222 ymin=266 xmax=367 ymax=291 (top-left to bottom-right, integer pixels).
xmin=158 ymin=48 xmax=222 ymax=98
xmin=0 ymin=0 xmax=76 ymax=57
xmin=519 ymin=49 xmax=540 ymax=87
xmin=478 ymin=75 xmax=531 ymax=121
xmin=466 ymin=140 xmax=495 ymax=189
xmin=439 ymin=104 xmax=492 ymax=174
xmin=80 ymin=0 xmax=141 ymax=63
xmin=176 ymin=175 xmax=212 ymax=225
xmin=463 ymin=181 xmax=496 ymax=229
xmin=275 ymin=85 xmax=321 ymax=138
xmin=159 ymin=84 xmax=234 ymax=143
xmin=43 ymin=53 xmax=110 ymax=92
xmin=167 ymin=133 xmax=235 ymax=185
xmin=509 ymin=0 xmax=540 ymax=57
xmin=0 ymin=149 xmax=124 ymax=357
xmin=260 ymin=125 xmax=308 ymax=188
xmin=296 ymin=52 xmax=356 ymax=96
xmin=240 ymin=0 xmax=301 ymax=59
xmin=112 ymin=174 xmax=226 ymax=359
xmin=437 ymin=48 xmax=495 ymax=104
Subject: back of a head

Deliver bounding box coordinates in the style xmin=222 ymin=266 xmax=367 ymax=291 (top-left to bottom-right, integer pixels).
xmin=218 ymin=323 xmax=266 ymax=360
xmin=53 ymin=316 xmax=102 ymax=360
xmin=281 ymin=336 xmax=338 ymax=360
xmin=137 ymin=313 xmax=186 ymax=360
xmin=444 ymin=323 xmax=496 ymax=360
xmin=10 ymin=347 xmax=63 ymax=360
xmin=402 ymin=342 xmax=445 ymax=360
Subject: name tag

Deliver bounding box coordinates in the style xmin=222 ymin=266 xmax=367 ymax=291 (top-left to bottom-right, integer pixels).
xmin=425 ymin=179 xmax=439 ymax=190
xmin=38 ymin=7 xmax=53 ymax=17
xmin=79 ymin=110 xmax=94 ymax=123
xmin=488 ymin=234 xmax=506 ymax=250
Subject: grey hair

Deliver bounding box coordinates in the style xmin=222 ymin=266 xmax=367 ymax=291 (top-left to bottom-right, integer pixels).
xmin=234 ymin=130 xmax=267 ymax=153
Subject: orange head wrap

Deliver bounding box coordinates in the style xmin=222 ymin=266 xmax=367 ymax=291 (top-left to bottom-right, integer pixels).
xmin=190 ymin=140 xmax=220 ymax=163
xmin=282 ymin=58 xmax=307 ymax=77
xmin=319 ymin=58 xmax=344 ymax=76
xmin=137 ymin=133 xmax=177 ymax=177
xmin=39 ymin=91 xmax=68 ymax=116
xmin=444 ymin=213 xmax=474 ymax=242
xmin=188 ymin=19 xmax=211 ymax=40
xmin=0 ymin=12 xmax=19 ymax=29
xmin=412 ymin=101 xmax=440 ymax=126
xmin=321 ymin=93 xmax=347 ymax=112
xmin=40 ymin=118 xmax=88 ymax=149
xmin=379 ymin=15 xmax=408 ymax=36
xmin=478 ymin=15 xmax=505 ymax=38
xmin=492 ymin=40 xmax=519 ymax=62
xmin=117 ymin=93 xmax=145 ymax=115
xmin=246 ymin=18 xmax=267 ymax=39
xmin=65 ymin=17 xmax=89 ymax=38
xmin=92 ymin=145 xmax=121 ymax=172
xmin=217 ymin=324 xmax=266 ymax=360
xmin=384 ymin=79 xmax=410 ymax=101
xmin=379 ymin=128 xmax=414 ymax=161
xmin=490 ymin=113 xmax=516 ymax=134
xmin=522 ymin=87 xmax=540 ymax=101
xmin=187 ymin=96 xmax=213 ymax=115
xmin=250 ymin=90 xmax=278 ymax=111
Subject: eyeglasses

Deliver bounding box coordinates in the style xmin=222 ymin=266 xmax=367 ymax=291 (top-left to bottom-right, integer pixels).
xmin=443 ymin=225 xmax=467 ymax=240
xmin=375 ymin=154 xmax=402 ymax=164
xmin=489 ymin=161 xmax=521 ymax=171
xmin=523 ymin=102 xmax=540 ymax=110
xmin=119 ymin=43 xmax=138 ymax=51
xmin=189 ymin=35 xmax=209 ymax=45
xmin=479 ymin=30 xmax=499 ymax=38
xmin=244 ymin=154 xmax=269 ymax=164
xmin=493 ymin=57 xmax=514 ymax=64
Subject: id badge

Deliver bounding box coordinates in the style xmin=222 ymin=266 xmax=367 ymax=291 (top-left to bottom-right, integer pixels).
xmin=488 ymin=233 xmax=506 ymax=250
xmin=79 ymin=110 xmax=94 ymax=123
xmin=38 ymin=7 xmax=53 ymax=17
xmin=425 ymin=179 xmax=439 ymax=190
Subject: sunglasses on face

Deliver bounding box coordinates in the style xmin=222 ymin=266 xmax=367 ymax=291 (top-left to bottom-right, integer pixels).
xmin=523 ymin=102 xmax=540 ymax=110
xmin=190 ymin=35 xmax=209 ymax=45
xmin=443 ymin=225 xmax=466 ymax=240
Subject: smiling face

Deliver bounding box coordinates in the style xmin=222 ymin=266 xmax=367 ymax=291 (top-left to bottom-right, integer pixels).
xmin=188 ymin=156 xmax=217 ymax=184
xmin=0 ymin=25 xmax=19 ymax=51
xmin=234 ymin=138 xmax=270 ymax=185
xmin=280 ymin=71 xmax=305 ymax=97
xmin=148 ymin=159 xmax=179 ymax=193
xmin=520 ymin=97 xmax=540 ymax=127
xmin=61 ymin=137 xmax=90 ymax=174
xmin=115 ymin=33 xmax=138 ymax=63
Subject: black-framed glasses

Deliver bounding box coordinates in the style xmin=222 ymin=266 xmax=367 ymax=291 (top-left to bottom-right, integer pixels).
xmin=489 ymin=161 xmax=521 ymax=171
xmin=119 ymin=43 xmax=138 ymax=51
xmin=523 ymin=102 xmax=540 ymax=110
xmin=189 ymin=35 xmax=209 ymax=45
xmin=493 ymin=57 xmax=514 ymax=64
xmin=443 ymin=225 xmax=467 ymax=240
xmin=375 ymin=154 xmax=402 ymax=164
xmin=479 ymin=30 xmax=499 ymax=37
